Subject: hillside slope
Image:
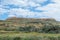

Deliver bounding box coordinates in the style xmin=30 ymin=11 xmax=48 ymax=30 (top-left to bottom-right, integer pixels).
xmin=0 ymin=17 xmax=60 ymax=33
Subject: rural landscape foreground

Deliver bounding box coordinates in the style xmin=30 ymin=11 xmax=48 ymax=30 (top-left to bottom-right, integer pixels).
xmin=0 ymin=17 xmax=60 ymax=40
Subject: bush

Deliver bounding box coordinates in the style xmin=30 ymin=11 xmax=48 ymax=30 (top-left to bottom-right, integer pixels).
xmin=18 ymin=26 xmax=36 ymax=32
xmin=13 ymin=37 xmax=21 ymax=40
xmin=41 ymin=25 xmax=60 ymax=33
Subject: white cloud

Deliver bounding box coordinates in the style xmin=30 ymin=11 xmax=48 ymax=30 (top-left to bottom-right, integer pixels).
xmin=0 ymin=0 xmax=60 ymax=21
xmin=0 ymin=8 xmax=8 ymax=14
xmin=8 ymin=15 xmax=16 ymax=17
xmin=1 ymin=0 xmax=28 ymax=7
xmin=1 ymin=0 xmax=47 ymax=7
xmin=8 ymin=8 xmax=42 ymax=18
xmin=35 ymin=0 xmax=60 ymax=20
xmin=8 ymin=8 xmax=34 ymax=17
xmin=7 ymin=8 xmax=48 ymax=18
xmin=33 ymin=0 xmax=47 ymax=3
xmin=0 ymin=0 xmax=47 ymax=18
xmin=28 ymin=1 xmax=40 ymax=7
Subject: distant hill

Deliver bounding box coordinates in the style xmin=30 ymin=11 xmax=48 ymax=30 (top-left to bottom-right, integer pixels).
xmin=0 ymin=17 xmax=60 ymax=33
xmin=6 ymin=17 xmax=56 ymax=22
xmin=0 ymin=17 xmax=59 ymax=28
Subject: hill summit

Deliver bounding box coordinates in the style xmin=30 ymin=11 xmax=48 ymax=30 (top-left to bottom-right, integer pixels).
xmin=6 ymin=17 xmax=56 ymax=22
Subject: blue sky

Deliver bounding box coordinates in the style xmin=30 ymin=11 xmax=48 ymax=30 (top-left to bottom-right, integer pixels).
xmin=0 ymin=0 xmax=60 ymax=21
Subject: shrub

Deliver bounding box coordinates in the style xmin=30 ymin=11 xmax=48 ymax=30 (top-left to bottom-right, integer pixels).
xmin=13 ymin=37 xmax=21 ymax=40
xmin=18 ymin=26 xmax=36 ymax=32
xmin=41 ymin=25 xmax=60 ymax=33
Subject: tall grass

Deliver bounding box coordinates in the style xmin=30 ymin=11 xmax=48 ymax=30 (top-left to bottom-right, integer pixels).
xmin=0 ymin=34 xmax=60 ymax=40
xmin=0 ymin=36 xmax=60 ymax=40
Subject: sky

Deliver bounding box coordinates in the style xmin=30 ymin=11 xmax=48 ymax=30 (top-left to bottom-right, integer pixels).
xmin=0 ymin=0 xmax=60 ymax=21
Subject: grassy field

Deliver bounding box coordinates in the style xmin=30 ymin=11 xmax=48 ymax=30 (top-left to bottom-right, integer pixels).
xmin=0 ymin=32 xmax=60 ymax=40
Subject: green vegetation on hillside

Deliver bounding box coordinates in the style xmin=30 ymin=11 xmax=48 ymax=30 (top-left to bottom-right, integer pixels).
xmin=0 ymin=17 xmax=60 ymax=33
xmin=0 ymin=17 xmax=60 ymax=40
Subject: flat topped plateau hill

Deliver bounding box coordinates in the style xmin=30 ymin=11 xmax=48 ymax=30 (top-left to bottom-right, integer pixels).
xmin=0 ymin=17 xmax=60 ymax=33
xmin=0 ymin=17 xmax=60 ymax=27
